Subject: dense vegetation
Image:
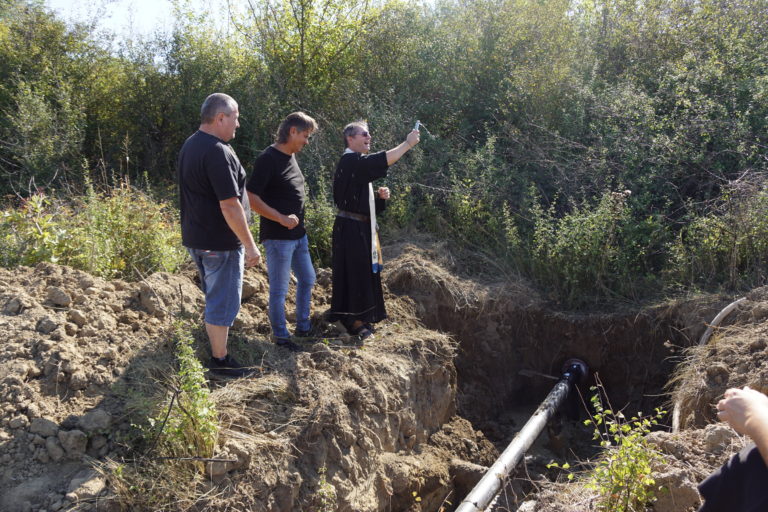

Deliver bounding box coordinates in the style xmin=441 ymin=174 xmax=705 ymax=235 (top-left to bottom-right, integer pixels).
xmin=0 ymin=0 xmax=766 ymax=305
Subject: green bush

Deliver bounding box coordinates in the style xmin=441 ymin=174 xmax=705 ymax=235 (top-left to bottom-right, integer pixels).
xmin=304 ymin=178 xmax=335 ymax=268
xmin=0 ymin=179 xmax=186 ymax=280
xmin=148 ymin=322 xmax=219 ymax=458
xmin=666 ymin=183 xmax=768 ymax=289
xmin=74 ymin=180 xmax=186 ymax=279
xmin=531 ymin=190 xmax=635 ymax=305
xmin=0 ymin=193 xmax=70 ymax=267
xmin=584 ymin=386 xmax=665 ymax=512
xmin=548 ymin=384 xmax=666 ymax=512
xmin=103 ymin=322 xmax=219 ymax=511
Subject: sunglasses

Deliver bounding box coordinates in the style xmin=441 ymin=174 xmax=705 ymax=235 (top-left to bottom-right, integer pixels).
xmin=356 ymin=131 xmax=370 ymax=137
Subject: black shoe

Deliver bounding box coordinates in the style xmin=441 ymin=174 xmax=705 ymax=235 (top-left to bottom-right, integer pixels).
xmin=349 ymin=325 xmax=374 ymax=341
xmin=275 ymin=337 xmax=302 ymax=352
xmin=293 ymin=329 xmax=312 ymax=339
xmin=209 ymin=354 xmax=251 ymax=378
xmin=364 ymin=323 xmax=377 ymax=334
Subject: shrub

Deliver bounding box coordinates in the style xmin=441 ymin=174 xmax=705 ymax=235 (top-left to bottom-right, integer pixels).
xmin=666 ymin=181 xmax=768 ymax=289
xmin=148 ymin=322 xmax=219 ymax=458
xmin=531 ymin=190 xmax=634 ymax=305
xmin=74 ymin=179 xmax=186 ymax=279
xmin=548 ymin=383 xmax=666 ymax=512
xmin=583 ymin=386 xmax=665 ymax=512
xmin=102 ymin=322 xmax=220 ymax=511
xmin=304 ymin=180 xmax=335 ymax=268
xmin=0 ymin=193 xmax=69 ymax=267
xmin=0 ymin=179 xmax=186 ymax=280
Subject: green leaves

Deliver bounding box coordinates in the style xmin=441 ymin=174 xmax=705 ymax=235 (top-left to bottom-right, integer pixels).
xmin=549 ymin=383 xmax=666 ymax=511
xmin=0 ymin=180 xmax=185 ymax=279
xmin=585 ymin=385 xmax=666 ymax=512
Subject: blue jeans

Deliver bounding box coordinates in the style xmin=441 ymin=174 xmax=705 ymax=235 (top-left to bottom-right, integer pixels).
xmin=187 ymin=247 xmax=244 ymax=326
xmin=263 ymin=235 xmax=316 ymax=338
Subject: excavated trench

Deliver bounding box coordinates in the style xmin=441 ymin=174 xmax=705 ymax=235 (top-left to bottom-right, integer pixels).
xmin=385 ymin=245 xmax=731 ymax=505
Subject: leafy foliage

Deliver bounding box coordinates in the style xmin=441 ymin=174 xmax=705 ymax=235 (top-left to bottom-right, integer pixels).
xmin=149 ymin=322 xmax=219 ymax=458
xmin=666 ymin=181 xmax=768 ymax=289
xmin=74 ymin=178 xmax=186 ymax=279
xmin=583 ymin=386 xmax=666 ymax=512
xmin=103 ymin=322 xmax=220 ymax=511
xmin=1 ymin=0 xmax=767 ymax=303
xmin=531 ymin=190 xmax=635 ymax=305
xmin=0 ymin=180 xmax=185 ymax=279
xmin=548 ymin=384 xmax=666 ymax=512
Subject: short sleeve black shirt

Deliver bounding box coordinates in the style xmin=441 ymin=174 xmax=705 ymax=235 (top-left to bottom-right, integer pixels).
xmin=178 ymin=130 xmax=248 ymax=250
xmin=246 ymin=145 xmax=307 ymax=242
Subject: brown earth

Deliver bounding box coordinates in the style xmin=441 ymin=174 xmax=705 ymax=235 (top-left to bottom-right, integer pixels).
xmin=0 ymin=239 xmax=762 ymax=511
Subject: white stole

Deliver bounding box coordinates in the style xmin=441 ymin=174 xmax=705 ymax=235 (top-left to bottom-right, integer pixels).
xmin=344 ymin=148 xmax=383 ymax=273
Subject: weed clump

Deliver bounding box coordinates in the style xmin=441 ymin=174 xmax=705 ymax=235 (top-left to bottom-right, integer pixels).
xmin=102 ymin=322 xmax=220 ymax=510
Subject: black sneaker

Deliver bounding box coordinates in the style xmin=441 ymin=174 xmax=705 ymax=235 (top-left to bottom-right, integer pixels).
xmin=293 ymin=329 xmax=312 ymax=339
xmin=209 ymin=354 xmax=251 ymax=378
xmin=275 ymin=337 xmax=303 ymax=352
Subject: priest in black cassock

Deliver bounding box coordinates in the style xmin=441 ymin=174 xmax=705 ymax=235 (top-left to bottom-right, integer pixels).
xmin=328 ymin=121 xmax=420 ymax=340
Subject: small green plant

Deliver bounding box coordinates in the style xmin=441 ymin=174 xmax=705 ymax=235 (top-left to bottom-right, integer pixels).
xmin=148 ymin=322 xmax=219 ymax=458
xmin=0 ymin=193 xmax=68 ymax=266
xmin=103 ymin=322 xmax=220 ymax=510
xmin=314 ymin=465 xmax=337 ymax=512
xmin=549 ymin=384 xmax=666 ymax=512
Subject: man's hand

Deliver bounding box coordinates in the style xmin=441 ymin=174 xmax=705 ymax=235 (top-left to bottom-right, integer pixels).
xmin=280 ymin=214 xmax=300 ymax=229
xmin=245 ymin=245 xmax=261 ymax=267
xmin=406 ymin=129 xmax=420 ymax=148
xmin=377 ymin=187 xmax=390 ymax=200
xmin=717 ymin=386 xmax=768 ymax=437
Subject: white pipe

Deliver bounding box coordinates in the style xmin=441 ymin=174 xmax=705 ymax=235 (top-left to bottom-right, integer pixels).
xmin=671 ymin=296 xmax=746 ymax=432
xmin=456 ymin=361 xmax=585 ymax=512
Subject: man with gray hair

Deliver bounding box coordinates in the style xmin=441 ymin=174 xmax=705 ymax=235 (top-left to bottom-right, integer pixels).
xmin=178 ymin=92 xmax=261 ymax=377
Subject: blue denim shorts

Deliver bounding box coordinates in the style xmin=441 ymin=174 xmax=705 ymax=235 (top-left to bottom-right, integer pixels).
xmin=188 ymin=247 xmax=244 ymax=326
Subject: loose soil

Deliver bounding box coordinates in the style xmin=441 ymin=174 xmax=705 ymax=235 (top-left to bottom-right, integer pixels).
xmin=0 ymin=239 xmax=762 ymax=511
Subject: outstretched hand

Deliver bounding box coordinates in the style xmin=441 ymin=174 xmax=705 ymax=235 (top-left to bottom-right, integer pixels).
xmin=406 ymin=129 xmax=420 ymax=148
xmin=717 ymin=386 xmax=768 ymax=437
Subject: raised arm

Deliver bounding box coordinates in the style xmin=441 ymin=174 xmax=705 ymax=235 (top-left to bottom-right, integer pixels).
xmin=385 ymin=129 xmax=421 ymax=166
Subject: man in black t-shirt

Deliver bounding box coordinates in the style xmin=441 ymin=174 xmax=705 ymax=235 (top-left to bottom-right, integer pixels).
xmin=178 ymin=93 xmax=261 ymax=377
xmin=247 ymin=112 xmax=318 ymax=350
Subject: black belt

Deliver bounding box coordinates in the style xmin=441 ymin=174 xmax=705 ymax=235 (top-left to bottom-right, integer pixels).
xmin=337 ymin=210 xmax=369 ymax=222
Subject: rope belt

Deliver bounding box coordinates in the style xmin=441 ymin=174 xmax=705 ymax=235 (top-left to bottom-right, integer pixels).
xmin=336 ymin=209 xmax=369 ymax=222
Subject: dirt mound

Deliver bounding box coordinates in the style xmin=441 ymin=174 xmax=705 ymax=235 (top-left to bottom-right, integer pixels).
xmin=0 ymin=256 xmax=498 ymax=512
xmin=672 ymin=288 xmax=768 ymax=430
xmin=1 ymin=240 xmax=761 ymax=511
